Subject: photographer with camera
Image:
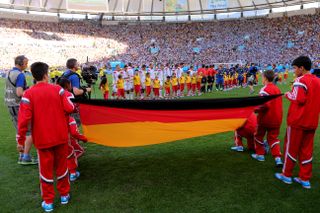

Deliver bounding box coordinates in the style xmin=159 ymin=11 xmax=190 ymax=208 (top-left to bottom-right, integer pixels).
xmin=62 ymin=58 xmax=91 ymax=99
xmin=61 ymin=58 xmax=92 ymax=125
xmin=4 ymin=55 xmax=37 ymax=165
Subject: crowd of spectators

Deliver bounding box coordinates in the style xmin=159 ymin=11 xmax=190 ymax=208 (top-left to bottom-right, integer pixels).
xmin=0 ymin=12 xmax=319 ymax=71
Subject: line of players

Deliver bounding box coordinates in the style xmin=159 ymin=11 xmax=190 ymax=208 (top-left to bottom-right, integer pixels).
xmin=100 ymin=63 xmax=290 ymax=100
xmin=109 ymin=63 xmax=199 ymax=100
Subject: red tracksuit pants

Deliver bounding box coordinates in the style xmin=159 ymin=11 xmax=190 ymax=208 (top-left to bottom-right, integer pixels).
xmin=234 ymin=128 xmax=255 ymax=150
xmin=282 ymin=126 xmax=315 ymax=181
xmin=71 ymin=138 xmax=85 ymax=158
xmin=67 ymin=143 xmax=78 ymax=174
xmin=38 ymin=143 xmax=70 ymax=204
xmin=254 ymin=125 xmax=281 ymax=157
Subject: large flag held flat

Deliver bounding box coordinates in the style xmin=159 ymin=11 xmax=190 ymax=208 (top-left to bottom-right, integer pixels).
xmin=75 ymin=96 xmax=279 ymax=147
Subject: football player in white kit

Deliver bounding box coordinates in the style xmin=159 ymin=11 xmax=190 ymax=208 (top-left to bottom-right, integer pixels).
xmin=188 ymin=65 xmax=195 ymax=76
xmin=177 ymin=63 xmax=184 ymax=79
xmin=171 ymin=64 xmax=178 ymax=78
xmin=164 ymin=63 xmax=172 ymax=78
xmin=148 ymin=63 xmax=155 ymax=80
xmin=123 ymin=64 xmax=134 ymax=100
xmin=155 ymin=64 xmax=165 ymax=98
xmin=176 ymin=63 xmax=184 ymax=96
xmin=139 ymin=64 xmax=147 ymax=99
xmin=112 ymin=65 xmax=121 ymax=99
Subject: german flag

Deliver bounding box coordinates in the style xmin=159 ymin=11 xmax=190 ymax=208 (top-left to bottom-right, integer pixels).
xmin=75 ymin=96 xmax=279 ymax=147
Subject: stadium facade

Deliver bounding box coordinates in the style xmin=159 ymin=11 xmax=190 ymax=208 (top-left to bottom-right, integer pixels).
xmin=0 ymin=0 xmax=318 ymax=23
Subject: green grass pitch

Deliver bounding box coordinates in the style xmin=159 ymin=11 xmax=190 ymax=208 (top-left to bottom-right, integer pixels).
xmin=0 ymin=76 xmax=319 ymax=212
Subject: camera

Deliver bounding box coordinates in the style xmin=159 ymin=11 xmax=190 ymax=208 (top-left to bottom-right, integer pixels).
xmin=81 ymin=65 xmax=98 ymax=86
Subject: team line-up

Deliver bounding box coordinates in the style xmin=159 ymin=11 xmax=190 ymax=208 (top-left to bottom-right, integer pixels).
xmin=97 ymin=63 xmax=289 ymax=100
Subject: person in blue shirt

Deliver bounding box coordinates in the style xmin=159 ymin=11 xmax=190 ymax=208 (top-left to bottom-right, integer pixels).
xmin=216 ymin=65 xmax=224 ymax=91
xmin=62 ymin=58 xmax=91 ymax=97
xmin=237 ymin=65 xmax=244 ymax=87
xmin=249 ymin=63 xmax=258 ymax=77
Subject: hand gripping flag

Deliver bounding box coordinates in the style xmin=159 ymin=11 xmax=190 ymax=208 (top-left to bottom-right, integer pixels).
xmin=74 ymin=95 xmax=281 ymax=147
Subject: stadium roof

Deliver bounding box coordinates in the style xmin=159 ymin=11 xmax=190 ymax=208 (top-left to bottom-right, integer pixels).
xmin=0 ymin=0 xmax=318 ymax=20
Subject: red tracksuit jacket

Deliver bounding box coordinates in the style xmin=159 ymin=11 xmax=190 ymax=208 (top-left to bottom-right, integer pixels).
xmin=17 ymin=82 xmax=75 ymax=149
xmin=286 ymin=74 xmax=320 ymax=130
xmin=257 ymin=83 xmax=283 ymax=128
xmin=69 ymin=116 xmax=87 ymax=142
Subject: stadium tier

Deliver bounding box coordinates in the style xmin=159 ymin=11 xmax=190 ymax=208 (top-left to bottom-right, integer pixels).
xmin=0 ymin=12 xmax=319 ymax=70
xmin=0 ymin=0 xmax=319 ymax=70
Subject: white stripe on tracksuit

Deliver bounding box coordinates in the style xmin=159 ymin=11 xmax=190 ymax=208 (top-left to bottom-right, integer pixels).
xmin=283 ymin=127 xmax=291 ymax=174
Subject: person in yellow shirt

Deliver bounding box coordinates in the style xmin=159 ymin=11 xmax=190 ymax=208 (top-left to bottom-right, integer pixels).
xmin=164 ymin=76 xmax=171 ymax=98
xmin=53 ymin=69 xmax=63 ymax=83
xmin=144 ymin=72 xmax=152 ymax=99
xmin=278 ymin=72 xmax=283 ymax=84
xmin=234 ymin=73 xmax=239 ymax=88
xmin=49 ymin=70 xmax=55 ymax=83
xmin=56 ymin=70 xmax=63 ymax=77
xmin=196 ymin=73 xmax=202 ymax=95
xmin=179 ymin=73 xmax=186 ymax=97
xmin=153 ymin=76 xmax=161 ymax=99
xmin=99 ymin=75 xmax=109 ymax=100
xmin=185 ymin=71 xmax=192 ymax=96
xmin=191 ymin=73 xmax=197 ymax=96
xmin=171 ymin=73 xmax=178 ymax=97
xmin=228 ymin=74 xmax=233 ymax=89
xmin=223 ymin=73 xmax=228 ymax=90
xmin=133 ymin=70 xmax=141 ymax=99
xmin=116 ymin=75 xmax=125 ymax=99
xmin=99 ymin=68 xmax=105 ymax=79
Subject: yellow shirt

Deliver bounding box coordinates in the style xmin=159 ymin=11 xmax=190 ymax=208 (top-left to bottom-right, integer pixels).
xmin=191 ymin=76 xmax=197 ymax=84
xmin=53 ymin=70 xmax=59 ymax=77
xmin=133 ymin=75 xmax=140 ymax=86
xmin=76 ymin=69 xmax=82 ymax=78
xmin=101 ymin=83 xmax=109 ymax=93
xmin=179 ymin=76 xmax=186 ymax=84
xmin=49 ymin=71 xmax=55 ymax=79
xmin=56 ymin=71 xmax=63 ymax=77
xmin=186 ymin=76 xmax=191 ymax=84
xmin=171 ymin=77 xmax=178 ymax=86
xmin=153 ymin=79 xmax=160 ymax=89
xmin=145 ymin=77 xmax=151 ymax=87
xmin=164 ymin=80 xmax=171 ymax=89
xmin=117 ymin=79 xmax=124 ymax=89
xmin=99 ymin=69 xmax=105 ymax=77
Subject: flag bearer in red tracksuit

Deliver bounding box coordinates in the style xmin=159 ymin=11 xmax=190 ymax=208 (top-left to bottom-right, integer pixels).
xmin=230 ymin=112 xmax=257 ymax=152
xmin=251 ymin=70 xmax=283 ymax=167
xmin=57 ymin=78 xmax=88 ymax=182
xmin=275 ymin=56 xmax=320 ymax=189
xmin=69 ymin=117 xmax=87 ymax=159
xmin=68 ymin=116 xmax=87 ymax=181
xmin=17 ymin=62 xmax=75 ymax=212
